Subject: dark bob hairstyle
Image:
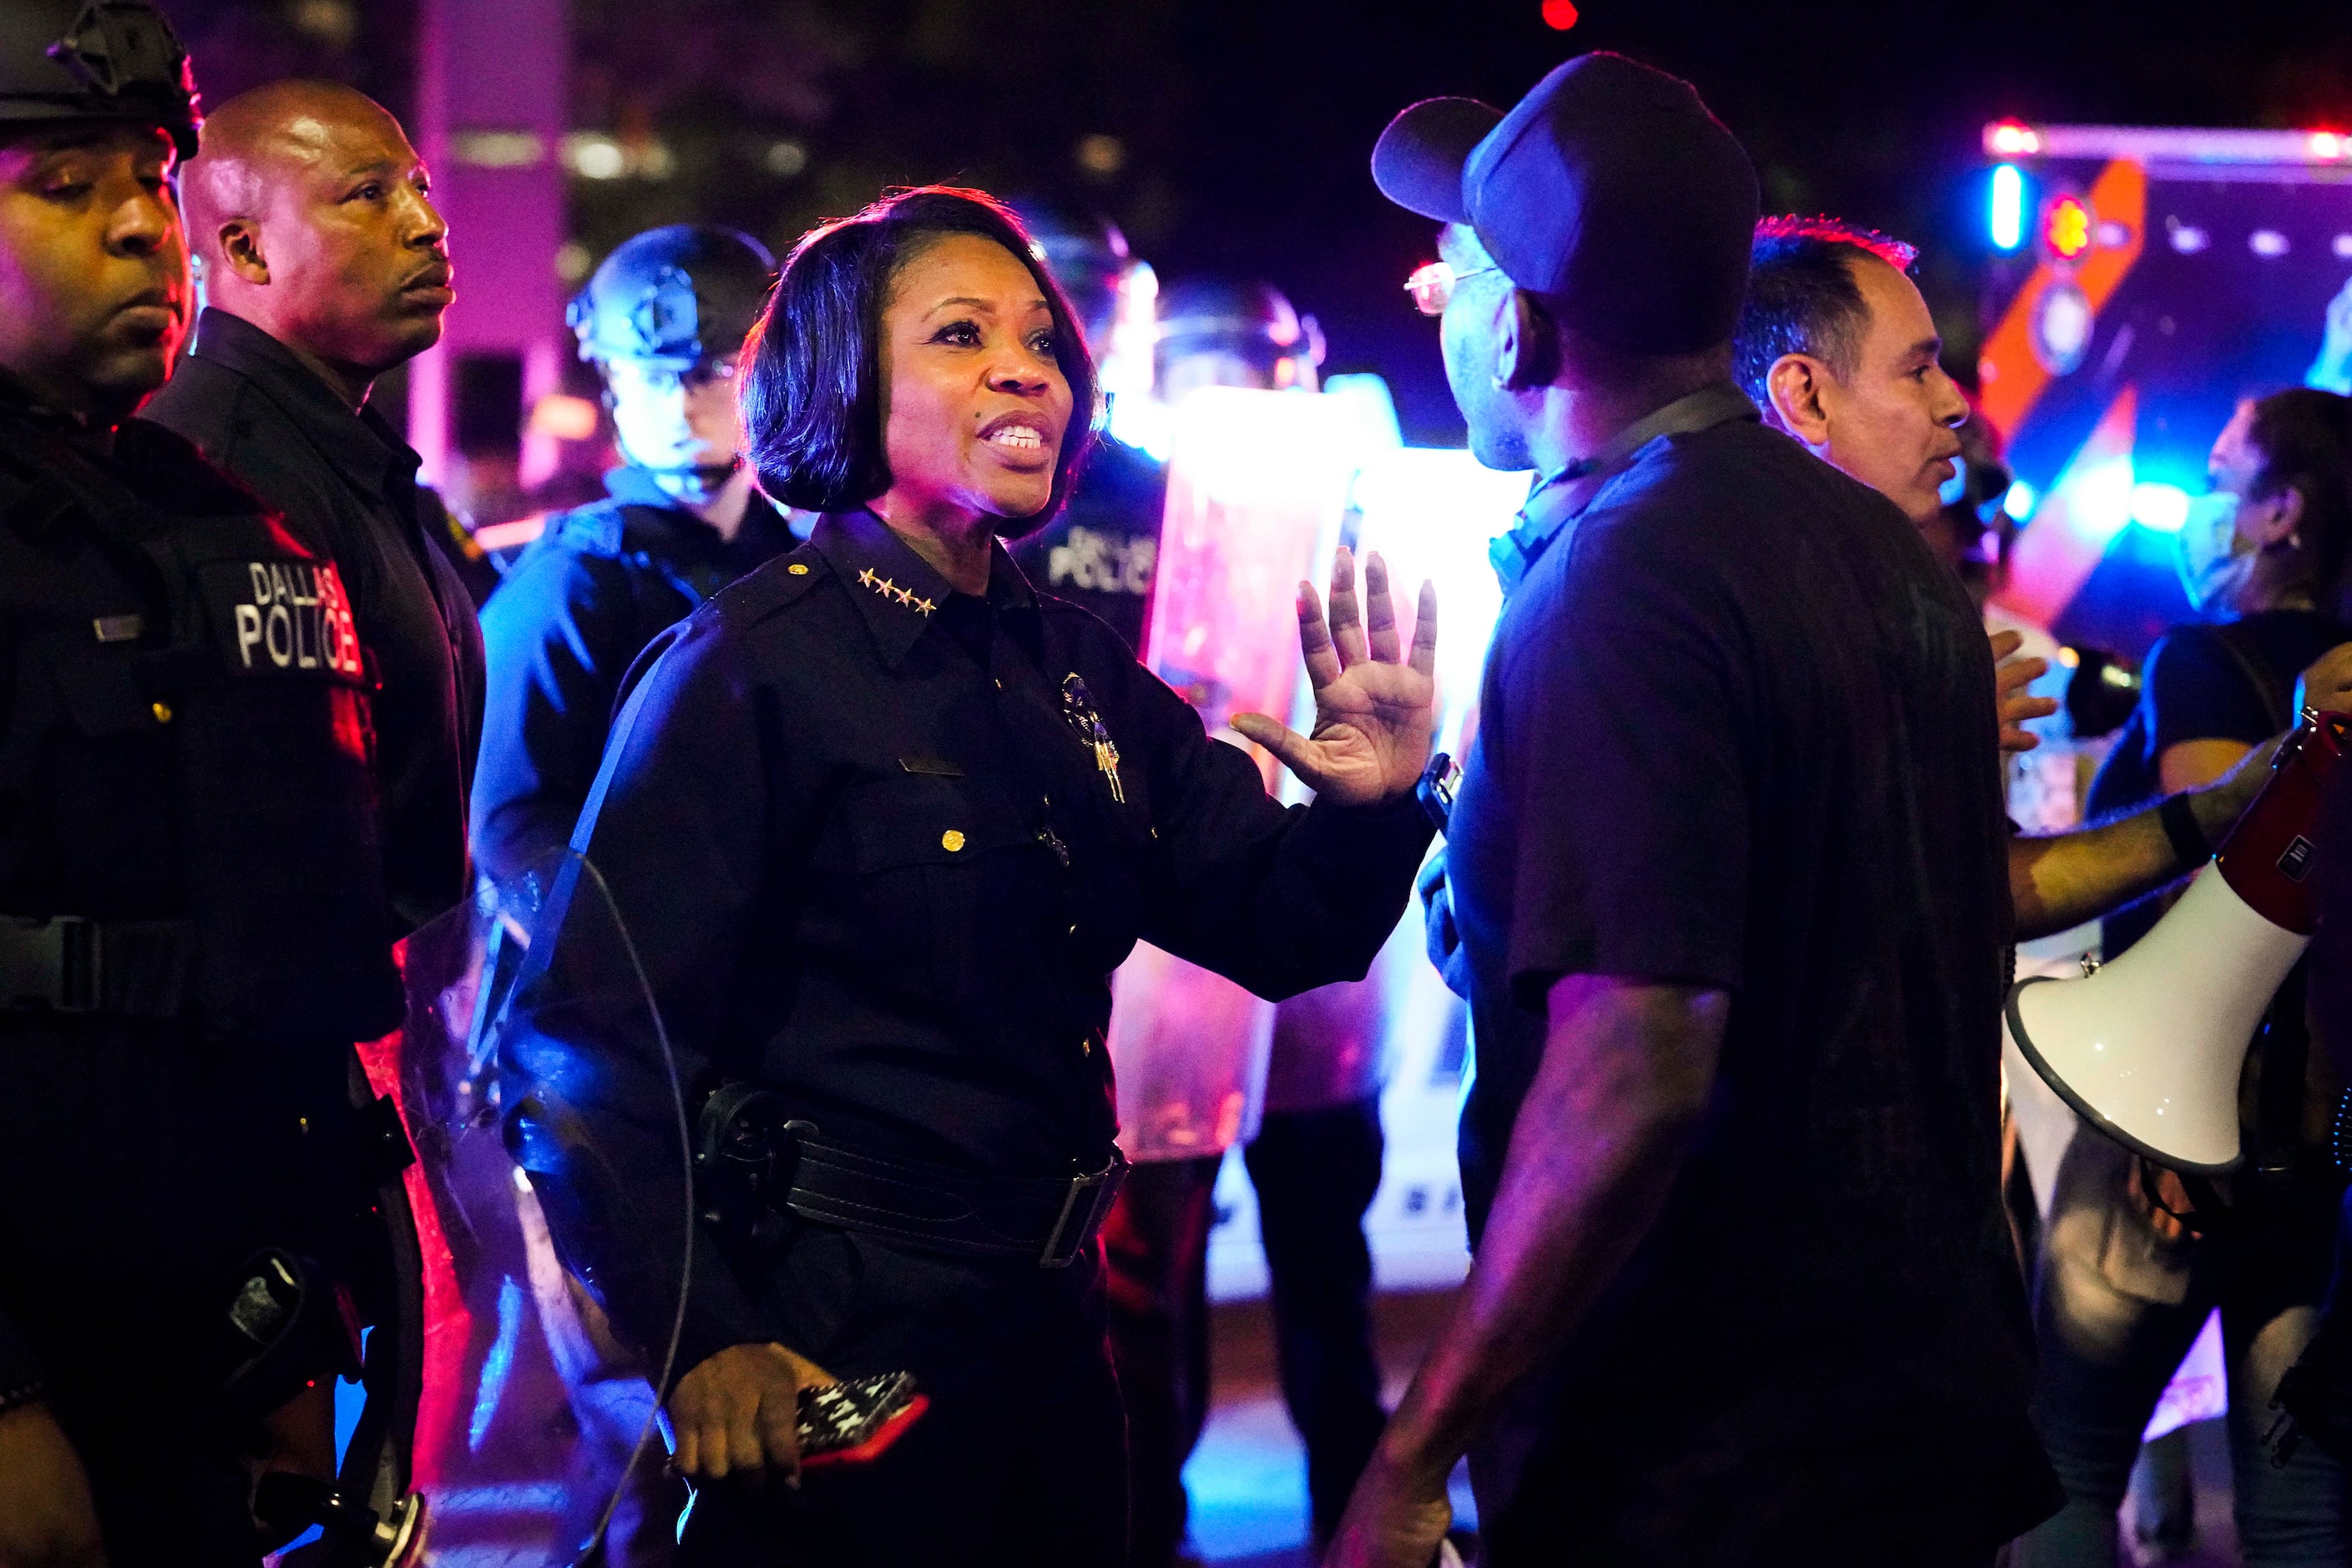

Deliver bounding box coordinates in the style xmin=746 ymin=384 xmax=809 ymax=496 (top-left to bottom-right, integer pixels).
xmin=741 ymin=185 xmax=1101 ymax=531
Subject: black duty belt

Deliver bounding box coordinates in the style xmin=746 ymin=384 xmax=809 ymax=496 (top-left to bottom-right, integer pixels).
xmin=697 ymin=1086 xmax=1127 ymax=1269
xmin=0 ymin=913 xmax=194 ymax=1017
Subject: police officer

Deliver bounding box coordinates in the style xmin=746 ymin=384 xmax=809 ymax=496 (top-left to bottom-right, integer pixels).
xmin=0 ymin=6 xmax=412 ymax=1560
xmin=145 ymin=78 xmax=483 ymax=936
xmin=473 ymin=225 xmax=793 ymax=883
xmin=501 ymin=185 xmax=1439 ymax=1567
xmin=1110 ymin=274 xmax=1388 ymax=1563
xmin=1007 ymin=202 xmax=1166 ymax=652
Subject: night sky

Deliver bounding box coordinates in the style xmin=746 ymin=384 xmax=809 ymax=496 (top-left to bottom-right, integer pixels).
xmin=169 ymin=0 xmax=2352 ymax=443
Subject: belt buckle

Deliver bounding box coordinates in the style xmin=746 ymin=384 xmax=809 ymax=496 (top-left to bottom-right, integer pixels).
xmin=0 ymin=915 xmax=99 ymax=1013
xmin=1038 ymin=1149 xmax=1129 ymax=1269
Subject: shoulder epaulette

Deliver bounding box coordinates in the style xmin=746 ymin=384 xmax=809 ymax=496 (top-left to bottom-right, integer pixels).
xmin=717 ymin=542 xmax=830 ymax=622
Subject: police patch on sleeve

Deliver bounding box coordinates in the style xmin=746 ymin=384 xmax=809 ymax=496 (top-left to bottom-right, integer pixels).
xmin=202 ymin=559 xmax=366 ymax=681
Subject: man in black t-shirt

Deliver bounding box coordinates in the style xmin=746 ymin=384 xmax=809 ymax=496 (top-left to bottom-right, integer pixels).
xmin=1331 ymin=56 xmax=2065 ymax=1567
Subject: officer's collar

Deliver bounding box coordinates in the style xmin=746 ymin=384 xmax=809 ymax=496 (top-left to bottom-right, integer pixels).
xmin=1489 ymin=382 xmax=1758 ymax=597
xmin=813 ymin=508 xmax=1037 ymax=669
xmin=186 ymin=307 xmax=422 ymax=514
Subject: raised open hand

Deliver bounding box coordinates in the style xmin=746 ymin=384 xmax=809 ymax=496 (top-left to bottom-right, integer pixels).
xmin=1232 ymin=545 xmax=1438 ymax=807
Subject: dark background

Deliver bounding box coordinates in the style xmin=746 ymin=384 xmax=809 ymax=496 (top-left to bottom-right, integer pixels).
xmin=164 ymin=0 xmax=2352 ymax=444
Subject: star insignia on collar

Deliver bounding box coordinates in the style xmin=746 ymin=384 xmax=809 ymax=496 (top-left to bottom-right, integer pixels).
xmin=857 ymin=570 xmax=935 ymax=617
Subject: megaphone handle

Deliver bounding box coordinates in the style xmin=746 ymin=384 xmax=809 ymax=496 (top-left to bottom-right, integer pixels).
xmin=2253 ymin=964 xmax=2312 ymax=1181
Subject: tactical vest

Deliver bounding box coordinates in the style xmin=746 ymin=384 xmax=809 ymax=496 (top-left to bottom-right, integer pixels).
xmin=0 ymin=417 xmax=401 ymax=1044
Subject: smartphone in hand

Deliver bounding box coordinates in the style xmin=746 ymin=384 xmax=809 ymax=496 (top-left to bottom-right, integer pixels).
xmin=797 ymin=1371 xmax=928 ymax=1468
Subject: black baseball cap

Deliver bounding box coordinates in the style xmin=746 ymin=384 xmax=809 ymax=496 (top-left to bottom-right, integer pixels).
xmin=1372 ymin=53 xmax=1758 ymax=355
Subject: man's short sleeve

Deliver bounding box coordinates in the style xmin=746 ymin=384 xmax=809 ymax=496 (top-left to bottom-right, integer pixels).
xmin=1495 ymin=513 xmax=1750 ymax=1005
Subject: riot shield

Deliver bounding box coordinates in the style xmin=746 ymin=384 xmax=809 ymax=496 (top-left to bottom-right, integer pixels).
xmin=1109 ymin=388 xmax=1384 ymax=1162
xmin=352 ymin=850 xmax=690 ymax=1567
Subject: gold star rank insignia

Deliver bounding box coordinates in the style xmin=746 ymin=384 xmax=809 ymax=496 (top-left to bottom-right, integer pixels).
xmin=858 ymin=568 xmax=937 ymax=617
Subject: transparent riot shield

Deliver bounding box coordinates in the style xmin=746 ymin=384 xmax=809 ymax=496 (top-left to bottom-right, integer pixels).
xmin=1109 ymin=388 xmax=1383 ymax=1163
xmin=351 ymin=850 xmax=690 ymax=1567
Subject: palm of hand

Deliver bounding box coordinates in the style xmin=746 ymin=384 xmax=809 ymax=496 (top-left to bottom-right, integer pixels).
xmin=1300 ymin=657 xmax=1439 ymax=806
xmin=1230 ymin=546 xmax=1439 ymax=808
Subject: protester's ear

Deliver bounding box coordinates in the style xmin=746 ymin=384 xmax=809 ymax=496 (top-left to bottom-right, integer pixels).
xmin=2243 ymin=481 xmax=2307 ymax=549
xmin=1495 ymin=290 xmax=1560 ymax=392
xmin=1766 ymin=354 xmax=1832 ymax=447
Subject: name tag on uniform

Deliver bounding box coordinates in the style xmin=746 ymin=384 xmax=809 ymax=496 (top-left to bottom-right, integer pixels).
xmin=202 ymin=559 xmax=365 ymax=680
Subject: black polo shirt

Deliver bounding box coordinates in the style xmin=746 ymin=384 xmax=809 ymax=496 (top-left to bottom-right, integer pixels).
xmin=472 ymin=464 xmax=795 ymax=882
xmin=1446 ymin=411 xmax=2061 ymax=1560
xmin=144 ymin=308 xmax=484 ymax=929
xmin=516 ymin=507 xmax=1432 ymax=1371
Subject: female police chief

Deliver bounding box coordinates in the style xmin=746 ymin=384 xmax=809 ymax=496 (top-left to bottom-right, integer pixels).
xmin=507 ymin=186 xmax=1439 ymax=1564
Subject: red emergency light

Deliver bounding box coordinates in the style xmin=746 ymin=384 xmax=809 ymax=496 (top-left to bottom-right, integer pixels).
xmin=1989 ymin=119 xmax=2043 ymax=156
xmin=2043 ymin=194 xmax=2093 ymax=261
xmin=1541 ymin=0 xmax=1580 ymax=28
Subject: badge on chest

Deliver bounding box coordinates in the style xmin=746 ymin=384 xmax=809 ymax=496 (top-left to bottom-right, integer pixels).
xmin=1060 ymin=674 xmax=1125 ymax=804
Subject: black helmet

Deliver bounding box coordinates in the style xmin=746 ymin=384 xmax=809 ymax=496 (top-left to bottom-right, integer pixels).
xmin=1156 ymin=277 xmax=1324 ymax=372
xmin=1009 ymin=198 xmax=1130 ymax=333
xmin=567 ymin=225 xmax=778 ymax=369
xmin=0 ymin=1 xmax=200 ymax=159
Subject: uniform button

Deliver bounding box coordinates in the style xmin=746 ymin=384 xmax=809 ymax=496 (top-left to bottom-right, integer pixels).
xmin=788 ymin=563 xmax=809 ymax=575
xmin=1080 ymin=1036 xmax=1093 ymax=1055
xmin=941 ymin=830 xmax=966 ymax=852
xmin=150 ymin=701 xmax=173 ymax=724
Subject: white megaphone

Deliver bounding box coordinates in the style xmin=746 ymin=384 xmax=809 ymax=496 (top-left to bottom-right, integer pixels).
xmin=2009 ymin=709 xmax=2349 ymax=1173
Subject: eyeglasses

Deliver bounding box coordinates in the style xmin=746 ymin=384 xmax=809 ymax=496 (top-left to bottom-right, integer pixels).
xmin=1404 ymin=260 xmax=1499 ymax=316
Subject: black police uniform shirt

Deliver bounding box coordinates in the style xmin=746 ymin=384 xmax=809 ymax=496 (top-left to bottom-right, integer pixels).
xmin=145 ymin=307 xmax=486 ymax=930
xmin=1008 ymin=433 xmax=1164 ymax=651
xmin=0 ymin=382 xmax=398 ymax=1547
xmin=1444 ymin=407 xmax=2063 ymax=1555
xmin=472 ymin=463 xmax=796 ymax=883
xmin=531 ymin=507 xmax=1430 ymax=1373
xmin=0 ymin=377 xmax=397 ymax=1029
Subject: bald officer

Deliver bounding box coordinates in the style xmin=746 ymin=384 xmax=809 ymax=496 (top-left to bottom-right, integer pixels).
xmin=146 ymin=80 xmax=483 ymax=931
